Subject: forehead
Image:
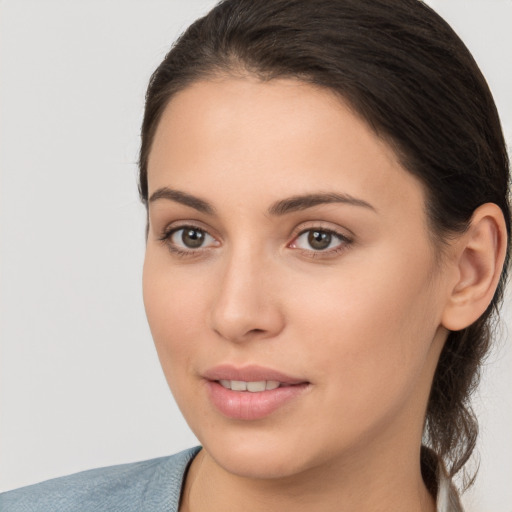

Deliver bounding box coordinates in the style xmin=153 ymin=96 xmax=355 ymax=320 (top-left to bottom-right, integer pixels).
xmin=147 ymin=77 xmax=427 ymax=222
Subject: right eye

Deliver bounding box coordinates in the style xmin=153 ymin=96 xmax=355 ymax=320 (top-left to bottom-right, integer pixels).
xmin=166 ymin=226 xmax=218 ymax=251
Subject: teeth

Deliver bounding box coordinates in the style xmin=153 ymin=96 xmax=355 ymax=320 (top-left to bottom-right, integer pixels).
xmin=247 ymin=381 xmax=266 ymax=392
xmin=231 ymin=380 xmax=247 ymax=391
xmin=218 ymin=380 xmax=282 ymax=392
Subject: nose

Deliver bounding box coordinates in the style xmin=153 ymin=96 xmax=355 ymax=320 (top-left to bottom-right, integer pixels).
xmin=209 ymin=249 xmax=285 ymax=343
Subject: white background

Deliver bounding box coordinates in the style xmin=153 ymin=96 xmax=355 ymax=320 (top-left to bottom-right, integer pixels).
xmin=1 ymin=1 xmax=511 ymax=510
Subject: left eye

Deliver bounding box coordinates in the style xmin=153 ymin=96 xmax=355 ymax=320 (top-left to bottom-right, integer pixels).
xmin=169 ymin=227 xmax=216 ymax=249
xmin=292 ymin=229 xmax=346 ymax=251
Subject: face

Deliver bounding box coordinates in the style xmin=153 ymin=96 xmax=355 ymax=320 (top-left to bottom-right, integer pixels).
xmin=143 ymin=77 xmax=451 ymax=480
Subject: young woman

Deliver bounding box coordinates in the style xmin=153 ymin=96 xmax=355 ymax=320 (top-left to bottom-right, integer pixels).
xmin=2 ymin=1 xmax=510 ymax=511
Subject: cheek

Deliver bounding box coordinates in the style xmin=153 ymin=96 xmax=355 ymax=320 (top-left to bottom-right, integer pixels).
xmin=293 ymin=249 xmax=442 ymax=424
xmin=142 ymin=251 xmax=206 ymax=377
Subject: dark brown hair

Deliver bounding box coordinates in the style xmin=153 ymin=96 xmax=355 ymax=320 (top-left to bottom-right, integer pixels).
xmin=139 ymin=0 xmax=511 ymax=486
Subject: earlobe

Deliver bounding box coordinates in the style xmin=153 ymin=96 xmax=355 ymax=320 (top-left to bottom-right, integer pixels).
xmin=441 ymin=203 xmax=508 ymax=332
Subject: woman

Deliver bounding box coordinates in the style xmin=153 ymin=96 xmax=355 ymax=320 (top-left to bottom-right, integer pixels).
xmin=1 ymin=0 xmax=510 ymax=511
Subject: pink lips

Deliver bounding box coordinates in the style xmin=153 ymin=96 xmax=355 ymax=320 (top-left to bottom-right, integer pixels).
xmin=203 ymin=365 xmax=310 ymax=420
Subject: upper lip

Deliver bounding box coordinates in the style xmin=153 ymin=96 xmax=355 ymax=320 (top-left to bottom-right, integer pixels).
xmin=203 ymin=364 xmax=308 ymax=385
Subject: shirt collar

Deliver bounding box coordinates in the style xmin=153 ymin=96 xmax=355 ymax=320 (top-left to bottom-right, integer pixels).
xmin=436 ymin=457 xmax=464 ymax=512
xmin=421 ymin=446 xmax=464 ymax=512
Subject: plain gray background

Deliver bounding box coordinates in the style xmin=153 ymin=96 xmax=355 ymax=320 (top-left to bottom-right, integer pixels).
xmin=1 ymin=1 xmax=511 ymax=510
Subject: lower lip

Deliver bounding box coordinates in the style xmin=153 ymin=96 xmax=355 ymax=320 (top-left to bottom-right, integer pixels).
xmin=206 ymin=381 xmax=309 ymax=420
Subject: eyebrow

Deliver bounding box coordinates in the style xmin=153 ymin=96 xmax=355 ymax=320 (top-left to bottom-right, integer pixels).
xmin=268 ymin=192 xmax=376 ymax=215
xmin=148 ymin=187 xmax=376 ymax=216
xmin=149 ymin=187 xmax=216 ymax=215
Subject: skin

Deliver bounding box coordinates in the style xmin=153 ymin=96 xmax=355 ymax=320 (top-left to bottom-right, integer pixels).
xmin=143 ymin=76 xmax=466 ymax=512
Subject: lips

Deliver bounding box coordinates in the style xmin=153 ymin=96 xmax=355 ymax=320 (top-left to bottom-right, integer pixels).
xmin=203 ymin=364 xmax=310 ymax=420
xmin=203 ymin=364 xmax=307 ymax=385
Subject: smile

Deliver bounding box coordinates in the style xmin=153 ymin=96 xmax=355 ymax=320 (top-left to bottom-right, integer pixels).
xmin=218 ymin=380 xmax=282 ymax=392
xmin=207 ymin=380 xmax=310 ymax=420
xmin=202 ymin=365 xmax=310 ymax=420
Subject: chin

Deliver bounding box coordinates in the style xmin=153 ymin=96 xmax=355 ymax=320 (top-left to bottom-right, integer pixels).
xmin=194 ymin=422 xmax=331 ymax=481
xmin=208 ymin=441 xmax=311 ymax=480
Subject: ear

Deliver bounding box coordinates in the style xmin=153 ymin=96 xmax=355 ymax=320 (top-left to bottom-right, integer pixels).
xmin=441 ymin=203 xmax=508 ymax=331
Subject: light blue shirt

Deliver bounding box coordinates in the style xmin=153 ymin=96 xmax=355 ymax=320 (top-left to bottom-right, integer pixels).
xmin=0 ymin=447 xmax=200 ymax=512
xmin=0 ymin=446 xmax=463 ymax=511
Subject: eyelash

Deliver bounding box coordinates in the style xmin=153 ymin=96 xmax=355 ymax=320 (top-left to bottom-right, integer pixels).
xmin=158 ymin=224 xmax=353 ymax=259
xmin=158 ymin=224 xmax=217 ymax=258
xmin=290 ymin=227 xmax=352 ymax=258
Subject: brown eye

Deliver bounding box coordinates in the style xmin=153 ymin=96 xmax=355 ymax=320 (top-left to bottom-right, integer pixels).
xmin=308 ymin=230 xmax=332 ymax=250
xmin=168 ymin=227 xmax=217 ymax=250
xmin=291 ymin=228 xmax=349 ymax=253
xmin=181 ymin=228 xmax=205 ymax=248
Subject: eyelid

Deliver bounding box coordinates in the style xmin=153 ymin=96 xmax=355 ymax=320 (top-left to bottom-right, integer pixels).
xmin=290 ymin=221 xmax=354 ymax=241
xmin=158 ymin=219 xmax=218 ymax=240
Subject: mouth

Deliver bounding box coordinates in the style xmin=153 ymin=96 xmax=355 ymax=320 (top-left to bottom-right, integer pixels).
xmin=217 ymin=379 xmax=294 ymax=392
xmin=203 ymin=365 xmax=310 ymax=420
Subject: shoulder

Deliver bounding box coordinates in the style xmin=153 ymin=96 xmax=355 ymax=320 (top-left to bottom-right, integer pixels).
xmin=0 ymin=447 xmax=201 ymax=512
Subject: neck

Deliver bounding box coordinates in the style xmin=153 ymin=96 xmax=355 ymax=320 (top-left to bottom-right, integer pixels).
xmin=180 ymin=439 xmax=436 ymax=512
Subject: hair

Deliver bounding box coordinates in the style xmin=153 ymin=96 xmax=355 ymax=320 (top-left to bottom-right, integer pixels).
xmin=138 ymin=0 xmax=511 ymax=487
